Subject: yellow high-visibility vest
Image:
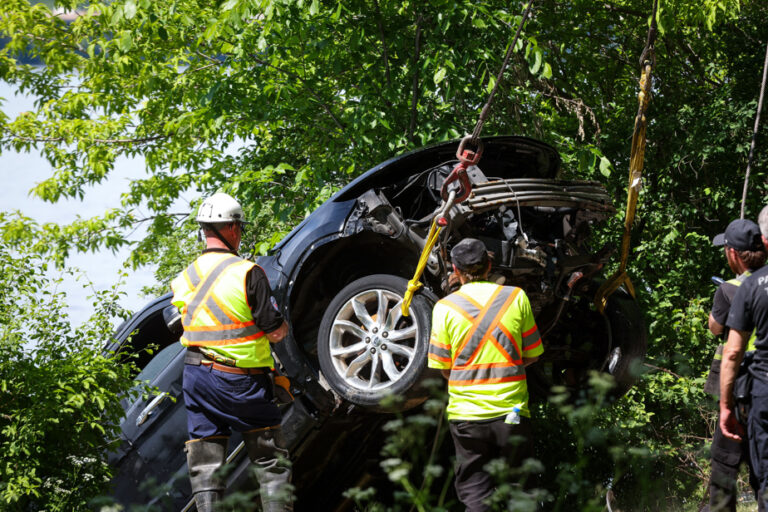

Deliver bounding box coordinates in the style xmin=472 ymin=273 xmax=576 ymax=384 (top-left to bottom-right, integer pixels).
xmin=713 ymin=272 xmax=757 ymax=360
xmin=171 ymin=252 xmax=274 ymax=369
xmin=428 ymin=281 xmax=543 ymax=421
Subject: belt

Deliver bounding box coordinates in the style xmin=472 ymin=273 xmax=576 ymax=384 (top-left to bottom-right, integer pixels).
xmin=201 ymin=360 xmax=268 ymax=375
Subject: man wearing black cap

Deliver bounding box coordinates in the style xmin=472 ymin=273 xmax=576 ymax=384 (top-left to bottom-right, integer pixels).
xmin=428 ymin=238 xmax=543 ymax=512
xmin=703 ymin=219 xmax=767 ymax=511
xmin=721 ymin=215 xmax=768 ymax=509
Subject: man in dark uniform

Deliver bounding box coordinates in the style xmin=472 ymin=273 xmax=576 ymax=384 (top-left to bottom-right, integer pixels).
xmin=720 ymin=216 xmax=768 ymax=511
xmin=705 ymin=219 xmax=766 ymax=511
xmin=169 ymin=192 xmax=292 ymax=511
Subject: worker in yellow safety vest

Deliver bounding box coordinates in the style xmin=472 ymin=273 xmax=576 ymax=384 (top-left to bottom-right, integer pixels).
xmin=428 ymin=237 xmax=544 ymax=512
xmin=169 ymin=192 xmax=292 ymax=512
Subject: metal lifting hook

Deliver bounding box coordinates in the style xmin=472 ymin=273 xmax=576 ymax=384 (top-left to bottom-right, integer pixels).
xmin=440 ymin=136 xmax=484 ymax=203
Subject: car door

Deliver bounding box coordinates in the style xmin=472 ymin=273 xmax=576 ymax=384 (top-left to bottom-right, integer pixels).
xmin=109 ymin=338 xmax=191 ymax=508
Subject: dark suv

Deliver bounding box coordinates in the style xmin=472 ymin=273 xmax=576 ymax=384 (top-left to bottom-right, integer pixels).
xmin=107 ymin=135 xmax=646 ymax=509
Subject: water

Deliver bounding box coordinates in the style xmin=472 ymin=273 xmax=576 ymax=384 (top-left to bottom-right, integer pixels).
xmin=0 ymin=81 xmax=159 ymax=327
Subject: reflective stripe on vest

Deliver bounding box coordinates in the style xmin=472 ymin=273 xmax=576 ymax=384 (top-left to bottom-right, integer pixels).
xmin=713 ymin=272 xmax=757 ymax=356
xmin=437 ymin=285 xmax=524 ymax=386
xmin=178 ymin=255 xmax=264 ymax=346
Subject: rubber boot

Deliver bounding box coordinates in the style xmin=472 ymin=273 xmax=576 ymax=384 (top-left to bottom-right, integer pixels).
xmin=185 ymin=436 xmax=229 ymax=512
xmin=243 ymin=427 xmax=293 ymax=512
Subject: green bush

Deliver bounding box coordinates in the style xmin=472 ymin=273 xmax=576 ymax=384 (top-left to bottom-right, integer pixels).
xmin=0 ymin=243 xmax=139 ymax=510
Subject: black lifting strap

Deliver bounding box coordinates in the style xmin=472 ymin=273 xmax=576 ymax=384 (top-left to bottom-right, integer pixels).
xmin=740 ymin=40 xmax=768 ymax=219
xmin=469 ymin=0 xmax=535 ymax=147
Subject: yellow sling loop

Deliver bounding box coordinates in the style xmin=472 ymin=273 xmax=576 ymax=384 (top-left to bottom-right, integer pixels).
xmin=402 ymin=191 xmax=456 ymax=316
xmin=594 ymin=2 xmax=657 ymax=314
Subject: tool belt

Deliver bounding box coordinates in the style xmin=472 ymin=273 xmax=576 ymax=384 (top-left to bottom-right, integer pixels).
xmin=184 ymin=347 xmax=268 ymax=375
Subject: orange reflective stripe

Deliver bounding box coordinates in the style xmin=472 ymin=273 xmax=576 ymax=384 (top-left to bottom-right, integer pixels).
xmin=457 ymin=288 xmax=521 ymax=368
xmin=185 ymin=321 xmax=257 ymax=332
xmin=183 ymin=269 xmax=195 ymax=291
xmin=211 ymin=293 xmax=241 ymax=323
xmin=449 ymin=374 xmax=526 ymax=386
xmin=455 ymin=290 xmax=483 ymax=311
xmin=201 ymin=302 xmax=216 ymax=324
xmin=453 ymin=286 xmax=504 ymax=362
xmin=487 ymin=335 xmax=520 ymax=365
xmin=524 ymin=338 xmax=542 ymax=351
xmin=522 ymin=325 xmax=537 ymax=337
xmin=183 ymin=332 xmax=265 ymax=346
xmin=430 ymin=339 xmax=451 ymax=350
xmin=440 ymin=299 xmax=477 ymax=325
xmin=497 ymin=322 xmax=522 ymax=361
xmin=429 ymin=353 xmax=452 ymax=364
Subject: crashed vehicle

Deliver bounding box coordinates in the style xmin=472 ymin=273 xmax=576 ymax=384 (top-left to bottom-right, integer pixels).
xmin=108 ymin=135 xmax=646 ymax=509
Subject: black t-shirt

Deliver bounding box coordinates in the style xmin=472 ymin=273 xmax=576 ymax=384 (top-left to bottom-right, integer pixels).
xmin=711 ymin=282 xmax=739 ymax=332
xmin=727 ymin=265 xmax=768 ymax=391
xmin=202 ymin=249 xmax=284 ymax=334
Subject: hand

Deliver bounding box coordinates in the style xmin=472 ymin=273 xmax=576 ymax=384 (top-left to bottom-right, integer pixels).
xmin=720 ymin=406 xmax=745 ymax=442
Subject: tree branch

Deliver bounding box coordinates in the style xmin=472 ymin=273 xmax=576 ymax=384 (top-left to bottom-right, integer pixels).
xmin=643 ymin=362 xmax=683 ymax=379
xmin=408 ymin=15 xmax=424 ymax=144
xmin=600 ymin=3 xmax=646 ymax=18
xmin=21 ymin=32 xmax=89 ymax=60
xmin=372 ymin=0 xmax=392 ymax=87
xmin=246 ymin=53 xmax=351 ymax=142
xmin=2 ymin=134 xmax=166 ymax=145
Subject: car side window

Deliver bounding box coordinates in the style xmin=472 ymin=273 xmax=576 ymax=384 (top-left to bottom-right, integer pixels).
xmin=134 ymin=342 xmax=185 ymax=386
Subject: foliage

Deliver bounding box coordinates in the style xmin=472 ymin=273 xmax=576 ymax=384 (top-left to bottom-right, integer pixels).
xmin=2 ymin=0 xmax=768 ymax=508
xmin=0 ymin=241 xmax=140 ymax=510
xmin=343 ymin=374 xmax=675 ymax=511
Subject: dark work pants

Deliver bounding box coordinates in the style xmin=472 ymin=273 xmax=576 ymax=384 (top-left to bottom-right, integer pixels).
xmin=709 ymin=408 xmax=762 ymax=512
xmin=449 ymin=416 xmax=532 ymax=512
xmin=183 ymin=363 xmax=281 ymax=438
xmin=749 ymin=394 xmax=768 ymax=510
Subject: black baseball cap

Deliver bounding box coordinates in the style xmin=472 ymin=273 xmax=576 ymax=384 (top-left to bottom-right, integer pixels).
xmin=713 ymin=219 xmax=764 ymax=251
xmin=450 ymin=238 xmax=489 ymax=272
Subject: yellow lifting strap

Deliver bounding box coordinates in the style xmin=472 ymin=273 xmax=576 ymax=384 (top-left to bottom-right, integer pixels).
xmin=401 ymin=216 xmax=444 ymax=316
xmin=594 ymin=18 xmax=656 ymax=314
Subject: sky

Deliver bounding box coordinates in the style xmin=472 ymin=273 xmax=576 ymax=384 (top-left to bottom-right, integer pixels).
xmin=0 ymin=80 xmax=160 ymax=327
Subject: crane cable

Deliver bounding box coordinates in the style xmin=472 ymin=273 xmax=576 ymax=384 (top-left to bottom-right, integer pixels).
xmin=401 ymin=0 xmax=535 ymax=317
xmin=740 ymin=41 xmax=768 ymax=220
xmin=594 ymin=0 xmax=658 ymax=314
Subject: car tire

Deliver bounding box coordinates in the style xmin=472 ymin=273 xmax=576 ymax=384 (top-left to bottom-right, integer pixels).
xmin=317 ymin=274 xmax=435 ymax=410
xmin=527 ymin=285 xmax=646 ymax=401
xmin=601 ymin=288 xmax=646 ymax=397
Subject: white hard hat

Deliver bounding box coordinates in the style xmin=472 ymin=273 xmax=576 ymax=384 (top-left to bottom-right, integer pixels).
xmin=196 ymin=193 xmax=247 ymax=224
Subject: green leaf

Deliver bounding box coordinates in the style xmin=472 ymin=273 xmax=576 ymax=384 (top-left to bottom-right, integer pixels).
xmin=472 ymin=17 xmax=486 ymax=29
xmin=309 ymin=0 xmax=320 ymax=15
xmin=118 ymin=32 xmax=133 ymax=52
xmin=434 ymin=67 xmax=447 ymax=84
xmin=529 ymin=49 xmax=542 ymax=75
xmin=541 ymin=62 xmax=552 ymax=79
xmin=123 ymin=0 xmax=137 ymax=20
xmin=599 ymin=156 xmax=612 ymax=177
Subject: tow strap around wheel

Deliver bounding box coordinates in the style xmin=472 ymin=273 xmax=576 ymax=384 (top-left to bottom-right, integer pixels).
xmin=593 ymin=0 xmax=658 ymax=314
xmin=400 ymin=1 xmax=535 ymax=317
